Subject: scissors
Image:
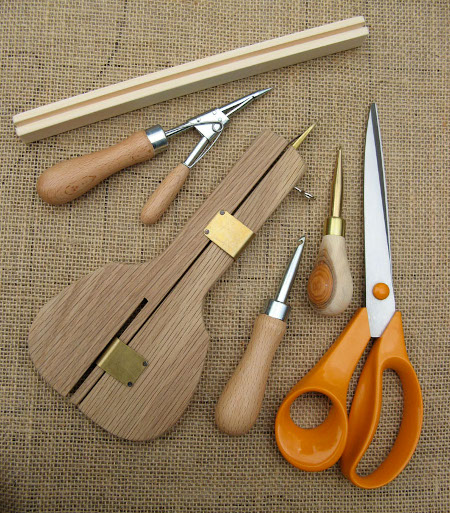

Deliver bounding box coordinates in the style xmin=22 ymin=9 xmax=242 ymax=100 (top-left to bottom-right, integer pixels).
xmin=275 ymin=104 xmax=423 ymax=489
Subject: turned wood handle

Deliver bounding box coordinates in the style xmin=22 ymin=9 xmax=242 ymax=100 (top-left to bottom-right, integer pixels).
xmin=140 ymin=163 xmax=190 ymax=225
xmin=215 ymin=314 xmax=287 ymax=436
xmin=37 ymin=130 xmax=155 ymax=205
xmin=307 ymin=234 xmax=353 ymax=315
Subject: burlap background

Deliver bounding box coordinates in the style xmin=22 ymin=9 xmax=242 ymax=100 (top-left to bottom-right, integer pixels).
xmin=1 ymin=1 xmax=448 ymax=511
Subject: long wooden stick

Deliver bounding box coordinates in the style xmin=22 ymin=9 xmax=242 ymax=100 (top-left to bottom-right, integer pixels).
xmin=13 ymin=17 xmax=368 ymax=143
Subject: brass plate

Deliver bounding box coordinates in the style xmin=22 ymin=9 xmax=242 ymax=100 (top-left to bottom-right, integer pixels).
xmin=96 ymin=338 xmax=147 ymax=387
xmin=204 ymin=211 xmax=254 ymax=259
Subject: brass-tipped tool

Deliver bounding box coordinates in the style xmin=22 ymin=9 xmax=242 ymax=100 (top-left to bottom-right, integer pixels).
xmin=292 ymin=123 xmax=316 ymax=150
xmin=292 ymin=124 xmax=316 ymax=199
xmin=324 ymin=147 xmax=345 ymax=235
xmin=216 ymin=237 xmax=306 ymax=436
xmin=307 ymin=147 xmax=353 ymax=315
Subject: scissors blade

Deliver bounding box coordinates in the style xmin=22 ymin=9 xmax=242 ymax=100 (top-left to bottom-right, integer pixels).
xmin=364 ymin=103 xmax=396 ymax=337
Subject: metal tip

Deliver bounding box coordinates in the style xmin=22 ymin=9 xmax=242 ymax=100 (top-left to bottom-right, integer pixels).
xmin=253 ymin=87 xmax=272 ymax=98
xmin=219 ymin=88 xmax=272 ymax=118
xmin=330 ymin=147 xmax=343 ymax=219
xmin=291 ymin=123 xmax=316 ymax=150
xmin=273 ymin=237 xmax=306 ymax=304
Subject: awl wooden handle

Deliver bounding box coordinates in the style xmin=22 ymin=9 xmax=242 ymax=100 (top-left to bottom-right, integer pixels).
xmin=307 ymin=234 xmax=353 ymax=315
xmin=215 ymin=314 xmax=286 ymax=435
xmin=37 ymin=130 xmax=155 ymax=205
xmin=140 ymin=163 xmax=190 ymax=224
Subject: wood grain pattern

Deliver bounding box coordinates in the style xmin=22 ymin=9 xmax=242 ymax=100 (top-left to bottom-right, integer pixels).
xmin=307 ymin=234 xmax=353 ymax=315
xmin=140 ymin=163 xmax=190 ymax=224
xmin=29 ymin=131 xmax=306 ymax=440
xmin=36 ymin=130 xmax=155 ymax=205
xmin=13 ymin=18 xmax=368 ymax=142
xmin=79 ymin=145 xmax=306 ymax=440
xmin=30 ymin=131 xmax=286 ymax=395
xmin=215 ymin=314 xmax=286 ymax=436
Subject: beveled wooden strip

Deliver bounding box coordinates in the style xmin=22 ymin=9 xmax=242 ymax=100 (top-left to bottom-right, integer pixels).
xmin=14 ymin=18 xmax=368 ymax=142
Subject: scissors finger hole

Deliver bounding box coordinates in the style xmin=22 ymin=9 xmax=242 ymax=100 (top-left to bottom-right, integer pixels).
xmin=356 ymin=369 xmax=403 ymax=476
xmin=290 ymin=392 xmax=332 ymax=429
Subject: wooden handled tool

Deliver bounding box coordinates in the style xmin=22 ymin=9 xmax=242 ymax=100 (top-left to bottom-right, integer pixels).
xmin=140 ymin=163 xmax=190 ymax=224
xmin=216 ymin=237 xmax=306 ymax=435
xmin=37 ymin=130 xmax=156 ymax=205
xmin=29 ymin=130 xmax=307 ymax=441
xmin=307 ymin=148 xmax=353 ymax=315
xmin=35 ymin=89 xmax=270 ymax=221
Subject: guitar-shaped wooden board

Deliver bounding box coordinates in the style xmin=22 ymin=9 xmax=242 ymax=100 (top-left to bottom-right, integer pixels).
xmin=29 ymin=131 xmax=306 ymax=440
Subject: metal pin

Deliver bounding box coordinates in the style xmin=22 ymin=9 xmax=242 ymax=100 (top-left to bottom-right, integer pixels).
xmin=330 ymin=147 xmax=343 ymax=218
xmin=294 ymin=187 xmax=315 ymax=200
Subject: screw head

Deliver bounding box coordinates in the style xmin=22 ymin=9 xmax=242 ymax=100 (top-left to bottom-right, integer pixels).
xmin=127 ymin=382 xmax=133 ymax=387
xmin=204 ymin=229 xmax=209 ymax=234
xmin=220 ymin=210 xmax=225 ymax=215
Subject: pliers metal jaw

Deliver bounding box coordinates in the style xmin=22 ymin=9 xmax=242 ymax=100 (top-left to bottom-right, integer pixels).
xmin=146 ymin=88 xmax=271 ymax=168
xmin=172 ymin=109 xmax=231 ymax=168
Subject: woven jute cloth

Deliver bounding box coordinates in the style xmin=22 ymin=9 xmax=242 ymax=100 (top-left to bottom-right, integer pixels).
xmin=1 ymin=1 xmax=448 ymax=511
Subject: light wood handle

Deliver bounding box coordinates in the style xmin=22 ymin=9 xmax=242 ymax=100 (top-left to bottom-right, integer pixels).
xmin=140 ymin=163 xmax=190 ymax=224
xmin=215 ymin=314 xmax=287 ymax=436
xmin=307 ymin=234 xmax=353 ymax=315
xmin=36 ymin=130 xmax=155 ymax=205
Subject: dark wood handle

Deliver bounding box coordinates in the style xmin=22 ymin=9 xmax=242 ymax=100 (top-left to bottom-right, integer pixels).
xmin=140 ymin=163 xmax=190 ymax=225
xmin=37 ymin=130 xmax=155 ymax=205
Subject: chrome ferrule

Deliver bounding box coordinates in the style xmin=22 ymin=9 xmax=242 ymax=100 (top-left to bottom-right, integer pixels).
xmin=145 ymin=125 xmax=169 ymax=155
xmin=265 ymin=299 xmax=290 ymax=322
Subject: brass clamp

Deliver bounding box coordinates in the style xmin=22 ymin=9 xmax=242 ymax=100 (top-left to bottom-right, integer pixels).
xmin=204 ymin=211 xmax=254 ymax=259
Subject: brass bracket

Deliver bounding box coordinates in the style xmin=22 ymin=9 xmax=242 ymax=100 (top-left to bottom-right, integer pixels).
xmin=96 ymin=338 xmax=147 ymax=387
xmin=204 ymin=211 xmax=254 ymax=259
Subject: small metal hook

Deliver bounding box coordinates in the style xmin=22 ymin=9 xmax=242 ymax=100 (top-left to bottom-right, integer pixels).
xmin=294 ymin=186 xmax=315 ymax=200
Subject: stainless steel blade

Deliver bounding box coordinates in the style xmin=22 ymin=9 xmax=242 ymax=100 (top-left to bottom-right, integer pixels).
xmin=364 ymin=103 xmax=396 ymax=337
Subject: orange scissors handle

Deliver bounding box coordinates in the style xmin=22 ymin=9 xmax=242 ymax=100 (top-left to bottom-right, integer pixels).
xmin=275 ymin=308 xmax=371 ymax=471
xmin=275 ymin=308 xmax=423 ymax=488
xmin=340 ymin=311 xmax=423 ymax=489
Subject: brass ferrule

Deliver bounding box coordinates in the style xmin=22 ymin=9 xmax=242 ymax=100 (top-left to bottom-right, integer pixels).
xmin=324 ymin=216 xmax=346 ymax=236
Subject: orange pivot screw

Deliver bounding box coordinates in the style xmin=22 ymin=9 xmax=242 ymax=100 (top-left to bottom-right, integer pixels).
xmin=373 ymin=282 xmax=390 ymax=300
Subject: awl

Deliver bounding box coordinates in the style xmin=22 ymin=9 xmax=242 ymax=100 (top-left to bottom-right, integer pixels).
xmin=216 ymin=236 xmax=306 ymax=436
xmin=307 ymin=147 xmax=353 ymax=315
